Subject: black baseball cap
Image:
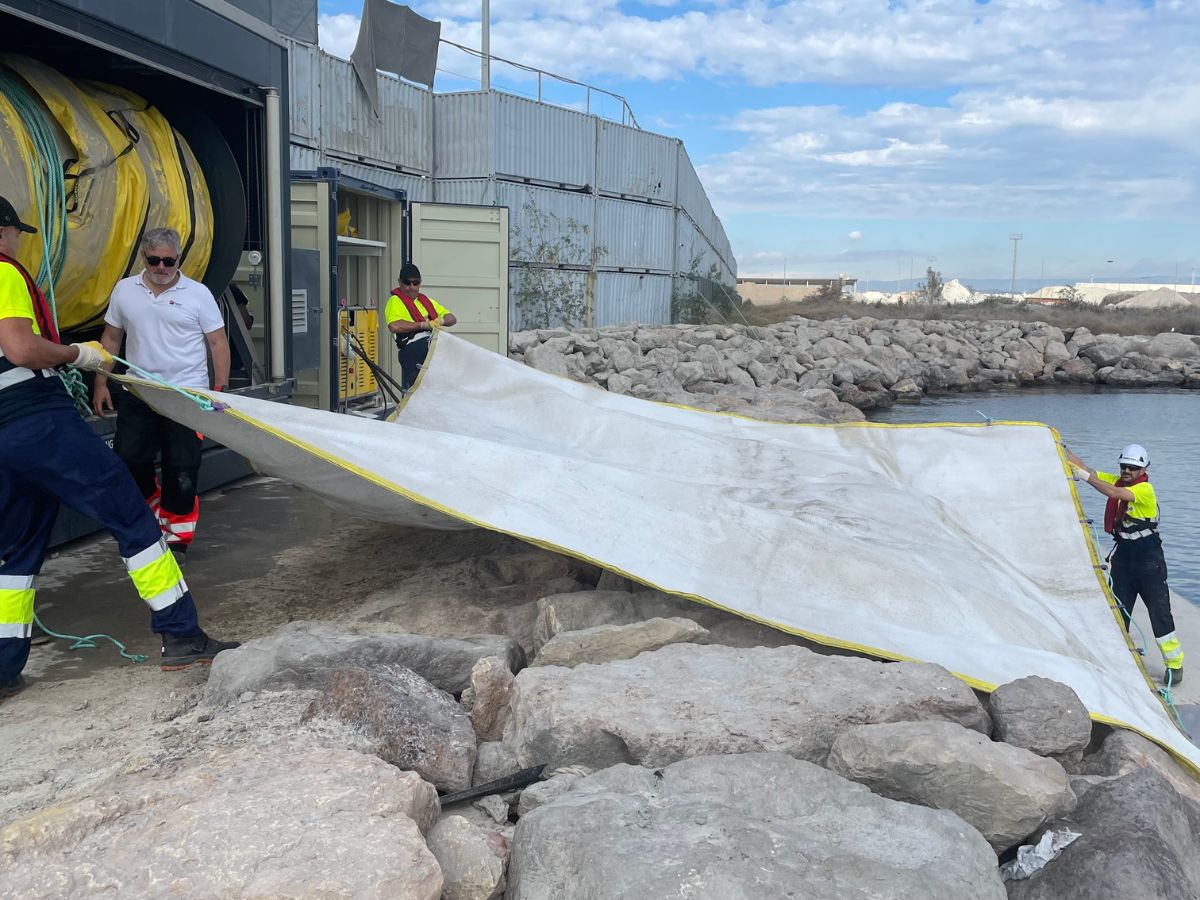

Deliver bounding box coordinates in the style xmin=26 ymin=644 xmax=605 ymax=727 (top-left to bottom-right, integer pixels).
xmin=0 ymin=196 xmax=37 ymax=234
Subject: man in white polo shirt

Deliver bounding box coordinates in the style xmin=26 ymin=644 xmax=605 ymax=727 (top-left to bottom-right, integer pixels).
xmin=92 ymin=228 xmax=230 ymax=559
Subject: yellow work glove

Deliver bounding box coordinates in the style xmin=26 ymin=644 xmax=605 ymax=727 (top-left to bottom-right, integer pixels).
xmin=70 ymin=341 xmax=113 ymax=372
xmin=430 ymin=316 xmax=445 ymax=328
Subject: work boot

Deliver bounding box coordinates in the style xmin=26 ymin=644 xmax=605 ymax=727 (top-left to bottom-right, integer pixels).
xmin=1164 ymin=666 xmax=1183 ymax=687
xmin=0 ymin=675 xmax=25 ymax=700
xmin=160 ymin=631 xmax=240 ymax=671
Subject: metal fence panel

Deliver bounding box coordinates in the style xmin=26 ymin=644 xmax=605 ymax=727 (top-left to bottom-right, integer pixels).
xmin=596 ymin=121 xmax=677 ymax=202
xmin=433 ymin=92 xmax=491 ymax=178
xmin=596 ymin=197 xmax=672 ymax=272
xmin=319 ymin=51 xmax=431 ymax=173
xmin=595 ymin=271 xmax=671 ymax=327
xmin=491 ymin=93 xmax=596 ymax=189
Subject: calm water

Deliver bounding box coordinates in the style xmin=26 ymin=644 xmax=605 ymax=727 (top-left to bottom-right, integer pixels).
xmin=869 ymin=388 xmax=1200 ymax=606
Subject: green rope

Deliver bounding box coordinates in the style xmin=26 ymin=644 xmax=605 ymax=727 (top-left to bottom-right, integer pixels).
xmin=0 ymin=66 xmax=68 ymax=315
xmin=34 ymin=613 xmax=148 ymax=664
xmin=111 ymin=355 xmax=216 ymax=411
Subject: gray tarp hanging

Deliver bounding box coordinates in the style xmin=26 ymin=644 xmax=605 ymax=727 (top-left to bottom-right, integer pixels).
xmin=224 ymin=0 xmax=319 ymax=43
xmin=351 ymin=0 xmax=441 ymax=113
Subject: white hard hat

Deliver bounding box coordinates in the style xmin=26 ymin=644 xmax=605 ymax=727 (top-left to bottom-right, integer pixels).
xmin=1118 ymin=444 xmax=1149 ymax=467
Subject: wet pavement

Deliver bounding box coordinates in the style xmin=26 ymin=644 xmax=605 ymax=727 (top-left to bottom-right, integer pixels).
xmin=25 ymin=478 xmax=353 ymax=683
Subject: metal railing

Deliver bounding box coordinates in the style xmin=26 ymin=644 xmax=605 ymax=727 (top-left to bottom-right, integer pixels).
xmin=439 ymin=39 xmax=640 ymax=129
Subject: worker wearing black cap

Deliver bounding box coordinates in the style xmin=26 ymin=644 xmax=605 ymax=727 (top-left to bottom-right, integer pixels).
xmin=384 ymin=262 xmax=457 ymax=390
xmin=0 ymin=195 xmax=238 ymax=699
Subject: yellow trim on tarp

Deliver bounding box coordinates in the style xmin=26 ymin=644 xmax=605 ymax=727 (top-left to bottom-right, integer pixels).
xmin=125 ymin=375 xmax=1200 ymax=781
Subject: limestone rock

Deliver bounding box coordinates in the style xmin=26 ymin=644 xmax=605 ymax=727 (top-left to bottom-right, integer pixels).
xmin=826 ymin=720 xmax=1074 ymax=851
xmin=516 ymin=773 xmax=583 ymax=817
xmin=427 ymin=816 xmax=510 ymax=900
xmin=532 ymin=590 xmax=640 ymax=651
xmin=203 ymin=621 xmax=522 ymax=704
xmin=305 ymin=665 xmax=477 ymax=792
xmin=506 ymin=753 xmax=1005 ymax=899
xmin=523 ymin=343 xmax=569 ymax=378
xmin=989 ymin=676 xmax=1093 ymax=765
xmin=1072 ymin=728 xmax=1200 ymax=804
xmin=0 ymin=740 xmax=442 ymax=899
xmin=481 ymin=549 xmax=592 ymax=586
xmin=1146 ymin=332 xmax=1200 ymax=359
xmin=1007 ymin=768 xmax=1200 ymax=900
xmin=532 ymin=617 xmax=708 ymax=668
xmin=468 ymin=656 xmax=515 ymax=742
xmin=473 ymin=741 xmax=521 ymax=787
xmin=502 ymin=643 xmax=990 ymax=771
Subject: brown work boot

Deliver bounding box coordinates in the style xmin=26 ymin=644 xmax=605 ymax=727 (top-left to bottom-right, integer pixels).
xmin=160 ymin=631 xmax=240 ymax=671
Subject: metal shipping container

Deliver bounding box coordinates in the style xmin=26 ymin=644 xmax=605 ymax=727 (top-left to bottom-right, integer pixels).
xmin=596 ymin=121 xmax=677 ymax=202
xmin=595 ymin=197 xmax=673 ymax=272
xmin=508 ymin=264 xmax=591 ymax=332
xmin=594 ymin=271 xmax=671 ymax=327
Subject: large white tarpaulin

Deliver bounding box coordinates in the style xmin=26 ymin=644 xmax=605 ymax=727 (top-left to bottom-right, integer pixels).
xmin=127 ymin=331 xmax=1200 ymax=774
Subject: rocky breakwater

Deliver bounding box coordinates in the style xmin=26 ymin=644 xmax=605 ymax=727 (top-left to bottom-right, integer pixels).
xmin=509 ymin=319 xmax=1200 ymax=421
xmin=4 ymin=545 xmax=1199 ymax=898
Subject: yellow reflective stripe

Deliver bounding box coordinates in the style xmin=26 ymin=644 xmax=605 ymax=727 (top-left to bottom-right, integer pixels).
xmin=125 ymin=543 xmax=185 ymax=604
xmin=0 ymin=581 xmax=36 ymax=627
xmin=1157 ymin=633 xmax=1184 ymax=665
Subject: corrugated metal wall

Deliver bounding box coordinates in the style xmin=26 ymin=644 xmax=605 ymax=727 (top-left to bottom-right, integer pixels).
xmin=286 ymin=41 xmax=734 ymax=329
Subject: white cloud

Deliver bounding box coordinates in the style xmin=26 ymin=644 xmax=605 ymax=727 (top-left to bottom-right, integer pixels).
xmin=318 ymin=13 xmax=359 ymax=58
xmin=848 ymin=230 xmax=862 ymax=240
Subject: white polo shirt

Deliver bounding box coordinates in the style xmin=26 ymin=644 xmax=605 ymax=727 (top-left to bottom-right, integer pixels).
xmin=105 ymin=271 xmax=224 ymax=389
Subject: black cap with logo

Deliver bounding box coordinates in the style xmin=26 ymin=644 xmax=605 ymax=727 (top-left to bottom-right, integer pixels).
xmin=0 ymin=196 xmax=37 ymax=234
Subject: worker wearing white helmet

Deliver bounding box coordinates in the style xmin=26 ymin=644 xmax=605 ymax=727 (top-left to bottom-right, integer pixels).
xmin=1065 ymin=443 xmax=1183 ymax=686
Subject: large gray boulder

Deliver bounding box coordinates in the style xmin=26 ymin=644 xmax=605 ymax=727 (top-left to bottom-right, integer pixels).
xmin=826 ymin=720 xmax=1074 ymax=851
xmin=304 ymin=665 xmax=477 ymax=792
xmin=502 ymin=643 xmax=990 ymax=771
xmin=203 ymin=621 xmax=522 ymax=704
xmin=427 ymin=815 xmax=510 ymax=900
xmin=1072 ymin=728 xmax=1200 ymax=804
xmin=989 ymin=676 xmax=1093 ymax=766
xmin=0 ymin=740 xmax=442 ymax=898
xmin=1146 ymin=332 xmax=1200 ymax=359
xmin=1007 ymin=768 xmax=1200 ymax=900
xmin=507 ymin=753 xmax=1006 ymax=899
xmin=532 ymin=617 xmax=708 ymax=668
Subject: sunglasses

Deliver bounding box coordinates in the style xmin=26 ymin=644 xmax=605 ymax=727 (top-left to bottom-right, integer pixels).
xmin=145 ymin=255 xmax=178 ymax=267
xmin=401 ymin=279 xmax=420 ymax=286
xmin=1119 ymin=464 xmax=1142 ymax=472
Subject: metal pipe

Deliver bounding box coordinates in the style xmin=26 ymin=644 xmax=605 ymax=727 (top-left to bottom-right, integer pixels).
xmin=481 ymin=0 xmax=490 ymax=91
xmin=264 ymin=86 xmax=286 ymax=380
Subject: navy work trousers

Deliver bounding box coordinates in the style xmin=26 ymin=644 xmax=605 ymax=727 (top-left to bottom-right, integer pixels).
xmin=0 ymin=408 xmax=199 ymax=682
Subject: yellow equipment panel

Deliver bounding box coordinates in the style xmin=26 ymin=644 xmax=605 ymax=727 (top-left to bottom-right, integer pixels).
xmin=338 ymin=307 xmax=379 ymax=400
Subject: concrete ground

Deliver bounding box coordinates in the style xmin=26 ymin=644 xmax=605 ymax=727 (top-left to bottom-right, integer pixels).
xmin=1 ymin=476 xmax=1197 ymax=828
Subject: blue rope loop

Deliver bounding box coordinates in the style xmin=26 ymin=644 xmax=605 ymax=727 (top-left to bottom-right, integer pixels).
xmin=110 ymin=354 xmax=216 ymax=412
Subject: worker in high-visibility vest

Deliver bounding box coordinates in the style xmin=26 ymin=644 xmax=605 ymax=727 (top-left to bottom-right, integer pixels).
xmin=1067 ymin=443 xmax=1183 ymax=685
xmin=384 ymin=263 xmax=457 ymax=391
xmin=0 ymin=196 xmax=238 ymax=699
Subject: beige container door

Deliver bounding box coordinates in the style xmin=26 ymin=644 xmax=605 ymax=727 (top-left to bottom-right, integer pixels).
xmin=409 ymin=202 xmax=509 ymax=355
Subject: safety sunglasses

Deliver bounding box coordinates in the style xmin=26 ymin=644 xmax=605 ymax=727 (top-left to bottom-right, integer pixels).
xmin=401 ymin=279 xmax=420 ymax=286
xmin=1119 ymin=464 xmax=1143 ymax=472
xmin=145 ymin=255 xmax=178 ymax=267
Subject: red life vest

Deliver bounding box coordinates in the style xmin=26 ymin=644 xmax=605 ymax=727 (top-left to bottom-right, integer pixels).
xmin=390 ymin=288 xmax=438 ymax=323
xmin=1104 ymin=470 xmax=1149 ymax=536
xmin=0 ymin=252 xmax=60 ymax=344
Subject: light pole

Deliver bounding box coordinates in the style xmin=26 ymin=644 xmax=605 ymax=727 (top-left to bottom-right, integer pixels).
xmin=1009 ymin=234 xmax=1022 ymax=297
xmin=481 ymin=0 xmax=491 ymax=91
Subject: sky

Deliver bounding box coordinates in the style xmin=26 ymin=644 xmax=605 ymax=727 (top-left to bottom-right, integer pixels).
xmin=315 ymin=0 xmax=1199 ymax=290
